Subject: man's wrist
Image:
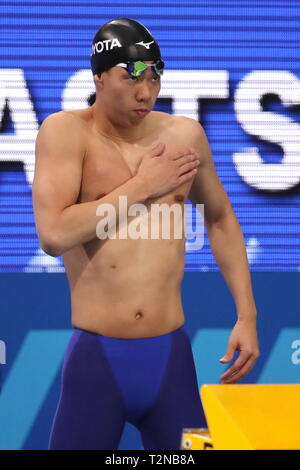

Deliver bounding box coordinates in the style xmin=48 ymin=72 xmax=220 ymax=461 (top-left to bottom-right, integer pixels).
xmin=131 ymin=174 xmax=152 ymax=201
xmin=237 ymin=309 xmax=257 ymax=321
xmin=235 ymin=295 xmax=257 ymax=320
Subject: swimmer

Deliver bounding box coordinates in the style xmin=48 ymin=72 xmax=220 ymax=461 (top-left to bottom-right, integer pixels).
xmin=32 ymin=17 xmax=260 ymax=450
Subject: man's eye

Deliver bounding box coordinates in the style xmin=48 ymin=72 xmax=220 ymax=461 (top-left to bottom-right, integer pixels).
xmin=128 ymin=75 xmax=138 ymax=81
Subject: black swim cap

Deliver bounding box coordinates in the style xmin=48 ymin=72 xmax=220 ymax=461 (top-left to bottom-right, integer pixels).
xmin=90 ymin=18 xmax=163 ymax=75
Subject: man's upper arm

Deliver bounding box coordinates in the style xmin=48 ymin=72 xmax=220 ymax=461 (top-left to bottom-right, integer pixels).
xmin=186 ymin=117 xmax=232 ymax=226
xmin=32 ymin=111 xmax=84 ymax=250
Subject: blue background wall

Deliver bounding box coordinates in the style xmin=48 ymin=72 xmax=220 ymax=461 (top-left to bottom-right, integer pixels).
xmin=0 ymin=0 xmax=300 ymax=450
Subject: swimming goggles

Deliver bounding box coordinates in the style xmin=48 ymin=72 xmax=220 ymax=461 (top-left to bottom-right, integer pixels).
xmin=116 ymin=60 xmax=165 ymax=78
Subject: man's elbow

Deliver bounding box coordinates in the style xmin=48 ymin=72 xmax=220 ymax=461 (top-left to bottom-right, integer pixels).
xmin=205 ymin=203 xmax=236 ymax=230
xmin=39 ymin=233 xmax=64 ymax=258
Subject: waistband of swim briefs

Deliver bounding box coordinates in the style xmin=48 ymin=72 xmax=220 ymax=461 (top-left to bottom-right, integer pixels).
xmin=72 ymin=323 xmax=187 ymax=340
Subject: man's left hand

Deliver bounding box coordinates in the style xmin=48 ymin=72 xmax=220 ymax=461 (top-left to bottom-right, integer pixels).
xmin=219 ymin=316 xmax=260 ymax=384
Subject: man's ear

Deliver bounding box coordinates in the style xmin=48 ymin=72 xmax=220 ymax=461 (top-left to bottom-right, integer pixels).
xmin=94 ymin=73 xmax=104 ymax=90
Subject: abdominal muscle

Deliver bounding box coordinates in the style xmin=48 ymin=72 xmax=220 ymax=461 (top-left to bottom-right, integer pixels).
xmin=62 ymin=228 xmax=186 ymax=339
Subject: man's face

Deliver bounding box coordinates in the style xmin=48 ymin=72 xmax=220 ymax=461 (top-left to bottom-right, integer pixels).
xmin=96 ymin=61 xmax=161 ymax=125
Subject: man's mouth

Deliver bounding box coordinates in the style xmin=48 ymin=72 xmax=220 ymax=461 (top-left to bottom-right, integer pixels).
xmin=134 ymin=109 xmax=148 ymax=117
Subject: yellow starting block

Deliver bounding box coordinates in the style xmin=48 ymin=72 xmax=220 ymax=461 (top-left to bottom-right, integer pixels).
xmin=181 ymin=384 xmax=300 ymax=450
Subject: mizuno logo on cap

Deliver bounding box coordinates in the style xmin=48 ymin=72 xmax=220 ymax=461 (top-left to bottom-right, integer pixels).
xmin=135 ymin=41 xmax=154 ymax=50
xmin=91 ymin=38 xmax=122 ymax=56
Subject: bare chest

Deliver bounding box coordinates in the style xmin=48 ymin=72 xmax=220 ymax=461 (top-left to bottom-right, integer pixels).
xmin=79 ymin=138 xmax=144 ymax=203
xmin=78 ymin=120 xmax=193 ymax=204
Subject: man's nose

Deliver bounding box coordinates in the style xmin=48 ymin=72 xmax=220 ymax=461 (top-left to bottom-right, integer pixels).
xmin=136 ymin=80 xmax=152 ymax=101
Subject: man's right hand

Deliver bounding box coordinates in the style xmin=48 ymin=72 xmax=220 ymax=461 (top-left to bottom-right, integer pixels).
xmin=136 ymin=142 xmax=201 ymax=199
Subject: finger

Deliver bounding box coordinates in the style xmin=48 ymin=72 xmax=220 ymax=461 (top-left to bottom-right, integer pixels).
xmin=150 ymin=141 xmax=164 ymax=150
xmin=221 ymin=358 xmax=256 ymax=384
xmin=150 ymin=142 xmax=165 ymax=156
xmin=220 ymin=350 xmax=252 ymax=380
xmin=178 ymin=169 xmax=198 ymax=183
xmin=220 ymin=357 xmax=250 ymax=381
xmin=178 ymin=160 xmax=200 ymax=175
xmin=172 ymin=151 xmax=196 ymax=161
xmin=221 ymin=355 xmax=257 ymax=383
xmin=178 ymin=155 xmax=200 ymax=169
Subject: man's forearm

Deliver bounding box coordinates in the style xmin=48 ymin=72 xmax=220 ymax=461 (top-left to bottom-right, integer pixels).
xmin=43 ymin=175 xmax=150 ymax=257
xmin=205 ymin=211 xmax=257 ymax=320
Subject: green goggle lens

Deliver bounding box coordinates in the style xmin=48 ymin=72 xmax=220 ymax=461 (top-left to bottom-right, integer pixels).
xmin=117 ymin=60 xmax=164 ymax=77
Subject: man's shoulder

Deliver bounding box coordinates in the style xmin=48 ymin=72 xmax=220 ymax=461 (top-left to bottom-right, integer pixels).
xmin=37 ymin=111 xmax=86 ymax=157
xmin=39 ymin=110 xmax=87 ymax=139
xmin=149 ymin=112 xmax=206 ymax=149
xmin=173 ymin=115 xmax=204 ymax=133
xmin=168 ymin=115 xmax=205 ymax=146
xmin=154 ymin=111 xmax=202 ymax=129
xmin=150 ymin=111 xmax=202 ymax=129
xmin=42 ymin=109 xmax=88 ymax=126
